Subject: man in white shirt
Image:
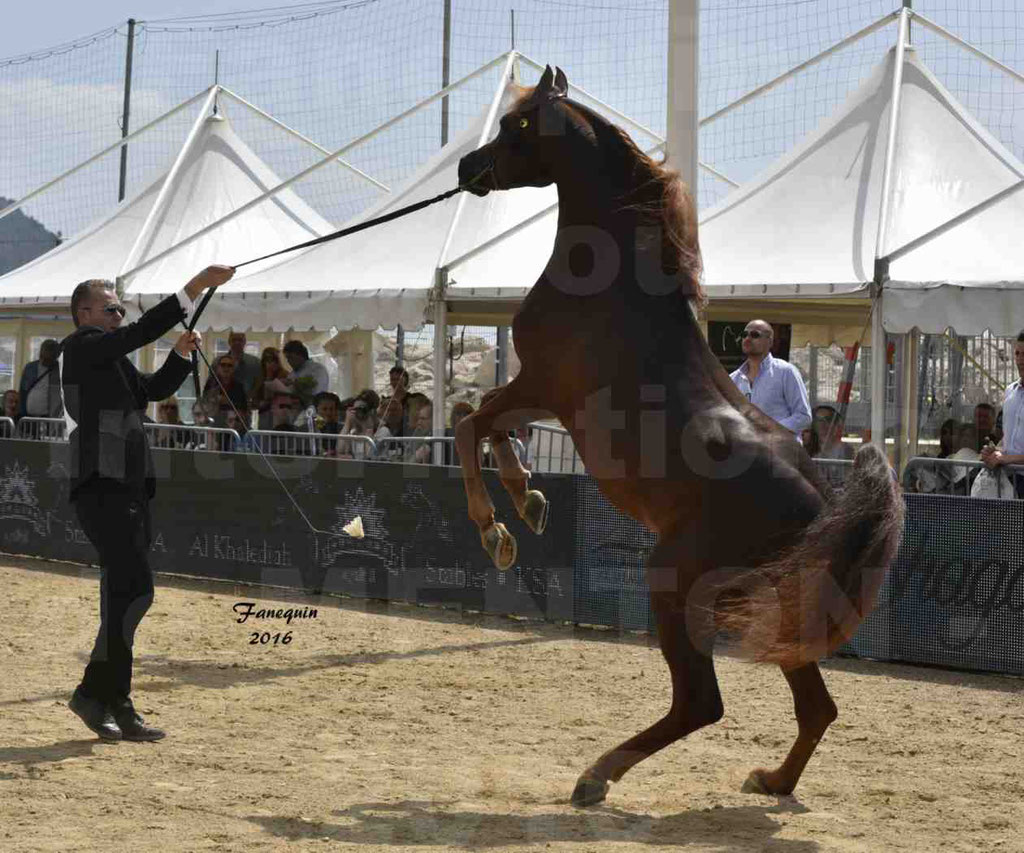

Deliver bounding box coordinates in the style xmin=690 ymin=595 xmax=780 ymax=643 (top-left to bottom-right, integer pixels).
xmin=729 ymin=319 xmax=812 ymax=438
xmin=282 ymin=339 xmax=329 ymax=404
xmin=981 ymin=331 xmax=1024 ymax=498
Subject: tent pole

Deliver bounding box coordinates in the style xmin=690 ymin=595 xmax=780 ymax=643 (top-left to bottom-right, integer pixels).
xmin=912 ymin=12 xmax=1024 ymax=87
xmin=118 ymin=85 xmax=220 ymax=280
xmin=885 ymin=179 xmax=1024 ymax=264
xmin=441 ymin=0 xmax=452 ymax=146
xmin=700 ymin=11 xmax=899 ymax=128
xmin=120 ymin=53 xmax=513 ymax=283
xmin=519 ymin=53 xmax=665 ymax=145
xmin=0 ymin=88 xmax=213 ymax=224
xmin=117 ymin=18 xmax=136 ymax=203
xmin=874 ymin=7 xmax=910 ymax=264
xmin=219 ymin=88 xmax=390 ymax=192
xmin=436 ymin=51 xmax=518 ymax=271
xmin=667 ymin=0 xmax=699 ymax=198
xmin=870 ymin=278 xmax=887 ymax=454
xmin=900 ymin=330 xmax=920 ymax=473
xmin=432 ymin=269 xmax=449 ymax=463
xmin=869 ymin=8 xmax=909 ymax=454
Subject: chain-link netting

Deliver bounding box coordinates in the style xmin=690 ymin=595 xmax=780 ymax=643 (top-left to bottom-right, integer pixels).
xmin=3 ymin=1 xmax=1022 ymax=237
xmin=2 ymin=0 xmax=1023 ymax=431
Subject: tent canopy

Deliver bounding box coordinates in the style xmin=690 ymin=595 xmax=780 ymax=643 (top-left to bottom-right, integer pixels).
xmin=204 ymin=71 xmax=557 ymax=332
xmin=0 ymin=112 xmax=334 ymax=315
xmin=699 ymin=46 xmax=1024 ymax=336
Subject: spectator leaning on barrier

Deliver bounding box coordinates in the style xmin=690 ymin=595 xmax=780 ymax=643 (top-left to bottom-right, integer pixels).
xmin=936 ymin=417 xmax=957 ymax=459
xmin=981 ymin=330 xmax=1024 ymax=498
xmin=282 ymin=340 xmax=328 ymax=405
xmin=314 ymin=391 xmax=342 ymax=456
xmin=729 ymin=319 xmax=811 ymax=438
xmin=445 ymin=401 xmax=475 ymax=465
xmin=227 ymin=332 xmax=261 ymax=398
xmin=409 ymin=401 xmax=434 ymax=464
xmin=153 ymin=396 xmax=186 ymax=449
xmin=270 ymin=392 xmax=303 ymax=431
xmin=19 ymin=338 xmax=64 ymax=419
xmin=340 ymin=396 xmax=378 ymax=460
xmin=974 ymin=402 xmax=1000 ymax=449
xmin=3 ymin=389 xmax=20 ymax=424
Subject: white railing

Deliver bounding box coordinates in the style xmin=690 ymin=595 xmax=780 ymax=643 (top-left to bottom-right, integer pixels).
xmin=902 ymin=455 xmax=1024 ymax=497
xmin=17 ymin=417 xmax=66 ymax=441
xmin=0 ymin=416 xmax=15 ymax=438
xmin=524 ymin=422 xmax=584 ymax=473
xmin=246 ymin=429 xmax=376 ymax=458
xmin=144 ymin=423 xmax=241 ymax=451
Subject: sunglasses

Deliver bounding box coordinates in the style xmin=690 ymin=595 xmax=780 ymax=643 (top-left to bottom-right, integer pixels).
xmin=739 ymin=329 xmax=764 ymax=339
xmin=103 ymin=304 xmax=127 ymax=317
xmin=160 ymin=405 xmax=178 ymax=411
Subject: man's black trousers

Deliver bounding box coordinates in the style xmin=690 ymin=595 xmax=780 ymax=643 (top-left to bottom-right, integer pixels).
xmin=74 ymin=483 xmax=153 ymax=715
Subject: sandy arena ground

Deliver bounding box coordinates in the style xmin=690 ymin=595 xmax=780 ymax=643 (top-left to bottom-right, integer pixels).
xmin=1 ymin=555 xmax=1021 ymax=852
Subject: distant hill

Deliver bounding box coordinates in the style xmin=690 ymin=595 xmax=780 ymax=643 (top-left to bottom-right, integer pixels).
xmin=0 ymin=198 xmax=61 ymax=276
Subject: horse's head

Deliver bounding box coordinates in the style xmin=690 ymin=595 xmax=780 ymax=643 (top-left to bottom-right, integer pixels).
xmin=458 ymin=65 xmax=574 ymax=196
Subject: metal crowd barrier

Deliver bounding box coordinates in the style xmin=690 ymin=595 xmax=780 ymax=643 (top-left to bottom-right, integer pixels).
xmin=811 ymin=456 xmax=855 ymax=490
xmin=17 ymin=417 xmax=66 ymax=441
xmin=902 ymin=455 xmax=1024 ymax=497
xmin=246 ymin=429 xmax=376 ymax=458
xmin=144 ymin=423 xmax=241 ymax=452
xmin=0 ymin=416 xmax=15 ymax=438
xmin=526 ymin=422 xmax=584 ymax=473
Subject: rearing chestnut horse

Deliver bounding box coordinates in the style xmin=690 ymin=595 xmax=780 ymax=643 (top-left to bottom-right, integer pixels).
xmin=455 ymin=66 xmax=903 ymax=807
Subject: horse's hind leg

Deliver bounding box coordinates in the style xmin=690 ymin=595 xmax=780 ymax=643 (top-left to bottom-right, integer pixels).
xmin=742 ymin=663 xmax=838 ymax=796
xmin=572 ymin=603 xmax=723 ymax=807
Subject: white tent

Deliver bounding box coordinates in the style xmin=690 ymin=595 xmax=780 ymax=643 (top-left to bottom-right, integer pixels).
xmin=0 ymin=108 xmax=337 ymax=313
xmin=699 ymin=43 xmax=1024 ymax=337
xmin=205 ymin=54 xmax=557 ymax=332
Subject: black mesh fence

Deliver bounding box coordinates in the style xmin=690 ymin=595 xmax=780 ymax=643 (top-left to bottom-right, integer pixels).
xmin=1 ymin=439 xmax=1022 ymax=676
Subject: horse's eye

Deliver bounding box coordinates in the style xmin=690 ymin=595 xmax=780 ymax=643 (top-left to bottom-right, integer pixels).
xmin=519 ymin=117 xmax=530 ymax=129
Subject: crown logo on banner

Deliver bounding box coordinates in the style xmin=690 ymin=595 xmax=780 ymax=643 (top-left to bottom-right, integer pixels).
xmin=0 ymin=462 xmax=48 ymax=535
xmin=319 ymin=487 xmax=396 ymax=568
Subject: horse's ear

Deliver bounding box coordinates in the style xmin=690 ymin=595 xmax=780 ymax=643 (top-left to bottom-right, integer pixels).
xmin=553 ymin=67 xmax=569 ymax=98
xmin=536 ymin=65 xmax=555 ymax=97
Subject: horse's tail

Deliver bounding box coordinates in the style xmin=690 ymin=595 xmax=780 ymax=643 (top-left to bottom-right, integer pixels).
xmin=715 ymin=443 xmax=904 ymax=670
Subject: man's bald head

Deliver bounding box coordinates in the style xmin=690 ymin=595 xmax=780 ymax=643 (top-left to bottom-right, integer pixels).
xmin=740 ymin=319 xmax=773 ymax=356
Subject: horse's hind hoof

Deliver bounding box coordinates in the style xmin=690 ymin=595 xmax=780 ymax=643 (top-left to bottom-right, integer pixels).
xmin=482 ymin=523 xmax=517 ymax=571
xmin=741 ymin=770 xmax=786 ymax=794
xmin=571 ymin=772 xmax=609 ymax=808
xmin=745 ymin=770 xmax=770 ymax=794
xmin=521 ymin=489 xmax=549 ymax=535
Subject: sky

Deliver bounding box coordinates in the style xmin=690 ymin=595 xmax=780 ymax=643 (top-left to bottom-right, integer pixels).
xmin=2 ymin=0 xmax=1022 ymax=242
xmin=0 ymin=1 xmax=267 ymax=59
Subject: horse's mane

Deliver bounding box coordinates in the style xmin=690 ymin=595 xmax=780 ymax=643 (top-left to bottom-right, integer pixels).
xmin=510 ymin=87 xmax=704 ymax=305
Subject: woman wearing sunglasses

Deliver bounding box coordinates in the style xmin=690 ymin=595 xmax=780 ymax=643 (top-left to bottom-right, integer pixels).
xmin=728 ymin=319 xmax=812 ymax=439
xmin=58 ymin=264 xmax=233 ymax=745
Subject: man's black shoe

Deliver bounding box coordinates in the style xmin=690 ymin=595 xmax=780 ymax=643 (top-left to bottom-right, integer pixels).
xmin=69 ymin=689 xmax=122 ymax=741
xmin=115 ymin=712 xmax=166 ymax=742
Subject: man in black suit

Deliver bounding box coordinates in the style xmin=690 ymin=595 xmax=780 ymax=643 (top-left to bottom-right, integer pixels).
xmin=60 ymin=265 xmax=234 ymax=742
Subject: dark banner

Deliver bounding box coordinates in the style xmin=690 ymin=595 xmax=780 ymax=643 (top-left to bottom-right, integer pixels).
xmin=1 ymin=441 xmax=1022 ymax=676
xmin=0 ymin=441 xmax=576 ymax=623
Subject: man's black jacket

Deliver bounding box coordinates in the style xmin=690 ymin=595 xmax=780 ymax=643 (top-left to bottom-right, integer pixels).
xmin=60 ymin=294 xmax=192 ymax=502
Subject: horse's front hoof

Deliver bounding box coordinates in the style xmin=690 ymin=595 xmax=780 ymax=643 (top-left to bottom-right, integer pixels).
xmin=521 ymin=489 xmax=549 ymax=535
xmin=570 ymin=771 xmax=609 ymax=808
xmin=482 ymin=523 xmax=517 ymax=570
